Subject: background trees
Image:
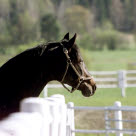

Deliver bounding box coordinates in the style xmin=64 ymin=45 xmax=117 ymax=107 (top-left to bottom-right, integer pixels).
xmin=64 ymin=5 xmax=93 ymax=34
xmin=0 ymin=0 xmax=136 ymax=50
xmin=40 ymin=14 xmax=60 ymax=41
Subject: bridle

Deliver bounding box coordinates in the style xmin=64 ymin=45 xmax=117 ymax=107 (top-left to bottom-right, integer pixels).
xmin=60 ymin=43 xmax=93 ymax=93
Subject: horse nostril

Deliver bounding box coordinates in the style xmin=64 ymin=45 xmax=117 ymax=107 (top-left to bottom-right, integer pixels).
xmin=79 ymin=77 xmax=84 ymax=82
xmin=93 ymin=84 xmax=97 ymax=91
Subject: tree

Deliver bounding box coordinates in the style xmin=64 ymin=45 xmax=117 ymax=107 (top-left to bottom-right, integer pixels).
xmin=132 ymin=0 xmax=136 ymax=30
xmin=40 ymin=14 xmax=60 ymax=41
xmin=64 ymin=5 xmax=94 ymax=34
xmin=0 ymin=0 xmax=10 ymax=18
xmin=75 ymin=0 xmax=91 ymax=7
xmin=92 ymin=0 xmax=111 ymax=24
xmin=109 ymin=0 xmax=125 ymax=31
xmin=0 ymin=0 xmax=11 ymax=46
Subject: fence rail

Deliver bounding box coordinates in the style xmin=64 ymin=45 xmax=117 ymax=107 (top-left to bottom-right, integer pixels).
xmin=69 ymin=101 xmax=136 ymax=136
xmin=44 ymin=70 xmax=136 ymax=97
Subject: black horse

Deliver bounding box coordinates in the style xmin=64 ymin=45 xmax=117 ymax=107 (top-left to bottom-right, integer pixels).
xmin=0 ymin=33 xmax=96 ymax=120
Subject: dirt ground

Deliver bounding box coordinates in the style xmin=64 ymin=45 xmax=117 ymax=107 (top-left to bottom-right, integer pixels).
xmin=75 ymin=110 xmax=136 ymax=130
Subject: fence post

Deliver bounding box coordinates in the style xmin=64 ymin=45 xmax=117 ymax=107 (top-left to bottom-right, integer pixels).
xmin=45 ymin=94 xmax=66 ymax=136
xmin=114 ymin=101 xmax=123 ymax=136
xmin=51 ymin=95 xmax=67 ymax=136
xmin=0 ymin=112 xmax=42 ymax=136
xmin=118 ymin=70 xmax=126 ymax=97
xmin=43 ymin=85 xmax=48 ymax=97
xmin=20 ymin=97 xmax=52 ymax=136
xmin=67 ymin=102 xmax=75 ymax=136
xmin=105 ymin=110 xmax=110 ymax=136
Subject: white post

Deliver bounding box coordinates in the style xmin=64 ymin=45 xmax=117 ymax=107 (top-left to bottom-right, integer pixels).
xmin=67 ymin=102 xmax=75 ymax=136
xmin=0 ymin=112 xmax=42 ymax=136
xmin=118 ymin=70 xmax=126 ymax=97
xmin=20 ymin=98 xmax=52 ymax=136
xmin=43 ymin=85 xmax=48 ymax=97
xmin=45 ymin=94 xmax=66 ymax=136
xmin=51 ymin=95 xmax=66 ymax=136
xmin=114 ymin=101 xmax=123 ymax=136
xmin=105 ymin=110 xmax=110 ymax=136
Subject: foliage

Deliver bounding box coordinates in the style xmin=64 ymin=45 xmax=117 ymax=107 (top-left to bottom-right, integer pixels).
xmin=75 ymin=0 xmax=92 ymax=7
xmin=64 ymin=5 xmax=93 ymax=34
xmin=40 ymin=14 xmax=60 ymax=41
xmin=12 ymin=12 xmax=40 ymax=44
xmin=15 ymin=41 xmax=40 ymax=54
xmin=0 ymin=0 xmax=136 ymax=50
xmin=93 ymin=0 xmax=111 ymax=24
xmin=0 ymin=33 xmax=12 ymax=46
xmin=78 ymin=21 xmax=134 ymax=51
xmin=92 ymin=28 xmax=120 ymax=50
xmin=78 ymin=34 xmax=94 ymax=50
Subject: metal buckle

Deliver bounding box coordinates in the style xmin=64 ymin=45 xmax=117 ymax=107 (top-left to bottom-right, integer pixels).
xmin=63 ymin=48 xmax=68 ymax=54
xmin=67 ymin=59 xmax=71 ymax=63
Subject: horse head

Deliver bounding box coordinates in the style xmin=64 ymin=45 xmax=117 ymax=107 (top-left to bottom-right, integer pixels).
xmin=42 ymin=33 xmax=96 ymax=97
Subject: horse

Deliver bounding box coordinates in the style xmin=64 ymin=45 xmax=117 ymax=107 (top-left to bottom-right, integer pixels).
xmin=0 ymin=33 xmax=96 ymax=120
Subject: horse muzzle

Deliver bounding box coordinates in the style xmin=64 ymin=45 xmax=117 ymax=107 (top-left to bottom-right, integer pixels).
xmin=79 ymin=78 xmax=97 ymax=97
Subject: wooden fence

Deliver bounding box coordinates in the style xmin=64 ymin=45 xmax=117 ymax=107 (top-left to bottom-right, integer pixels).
xmin=44 ymin=70 xmax=136 ymax=97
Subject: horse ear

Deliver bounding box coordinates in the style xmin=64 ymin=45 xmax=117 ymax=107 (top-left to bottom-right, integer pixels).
xmin=63 ymin=32 xmax=69 ymax=40
xmin=67 ymin=33 xmax=77 ymax=49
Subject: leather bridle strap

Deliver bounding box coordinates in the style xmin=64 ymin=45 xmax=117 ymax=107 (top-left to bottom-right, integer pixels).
xmin=60 ymin=44 xmax=93 ymax=93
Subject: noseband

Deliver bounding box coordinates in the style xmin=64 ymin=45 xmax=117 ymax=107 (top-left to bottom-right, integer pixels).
xmin=60 ymin=43 xmax=93 ymax=93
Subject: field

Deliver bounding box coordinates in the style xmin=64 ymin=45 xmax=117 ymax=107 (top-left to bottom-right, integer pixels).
xmin=80 ymin=49 xmax=136 ymax=71
xmin=1 ymin=47 xmax=136 ymax=136
xmin=46 ymin=87 xmax=136 ymax=106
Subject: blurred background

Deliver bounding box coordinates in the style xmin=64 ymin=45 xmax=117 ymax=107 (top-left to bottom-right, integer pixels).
xmin=0 ymin=0 xmax=136 ymax=135
xmin=0 ymin=0 xmax=136 ymax=69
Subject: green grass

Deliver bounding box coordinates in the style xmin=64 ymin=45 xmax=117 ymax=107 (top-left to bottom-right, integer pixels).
xmin=81 ymin=49 xmax=136 ymax=71
xmin=43 ymin=87 xmax=136 ymax=106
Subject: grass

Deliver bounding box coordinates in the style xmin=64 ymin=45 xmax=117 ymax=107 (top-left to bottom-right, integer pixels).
xmin=45 ymin=87 xmax=136 ymax=106
xmin=81 ymin=49 xmax=136 ymax=71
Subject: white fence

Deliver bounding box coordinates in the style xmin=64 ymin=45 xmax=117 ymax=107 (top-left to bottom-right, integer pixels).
xmin=70 ymin=101 xmax=136 ymax=136
xmin=0 ymin=94 xmax=68 ymax=136
xmin=44 ymin=70 xmax=136 ymax=97
xmin=0 ymin=95 xmax=136 ymax=136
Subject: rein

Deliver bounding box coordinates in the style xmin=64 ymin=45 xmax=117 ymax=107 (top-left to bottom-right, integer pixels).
xmin=60 ymin=43 xmax=92 ymax=93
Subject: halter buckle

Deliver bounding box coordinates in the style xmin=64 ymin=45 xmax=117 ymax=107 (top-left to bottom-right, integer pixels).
xmin=67 ymin=59 xmax=71 ymax=63
xmin=63 ymin=48 xmax=68 ymax=54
